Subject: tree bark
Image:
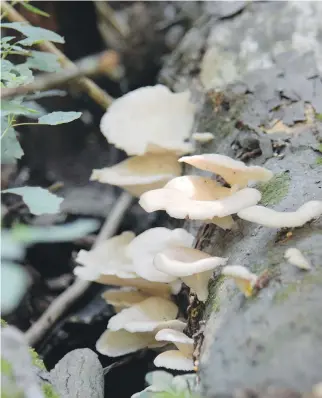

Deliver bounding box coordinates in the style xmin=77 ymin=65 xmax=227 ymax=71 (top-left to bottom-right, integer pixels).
xmin=159 ymin=2 xmax=322 ymax=397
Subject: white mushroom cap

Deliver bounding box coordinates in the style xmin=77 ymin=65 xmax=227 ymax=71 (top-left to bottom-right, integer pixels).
xmin=102 ymin=287 xmax=150 ymax=308
xmin=155 ymin=329 xmax=193 ymax=356
xmin=284 ymin=248 xmax=312 ymax=270
xmin=237 ymin=201 xmax=322 ymax=228
xmin=96 ymin=329 xmax=159 ymax=357
xmin=222 ymin=265 xmax=258 ymax=297
xmin=179 ymin=154 xmax=273 ymax=187
xmin=154 ymin=246 xmax=228 ymax=277
xmin=154 ymin=350 xmax=194 ymax=371
xmin=100 ymin=85 xmax=196 ymax=156
xmin=139 ymin=175 xmax=261 ymax=222
xmin=74 ymin=230 xmax=174 ymax=296
xmin=96 ymin=274 xmax=173 ymax=297
xmin=182 ymin=271 xmax=214 ymax=302
xmin=192 ymin=132 xmax=214 ymax=143
xmin=154 ymin=246 xmax=228 ymax=301
xmin=165 ymin=175 xmax=230 ymax=199
xmin=126 ymin=227 xmax=194 ymax=282
xmin=107 ymin=297 xmax=178 ymax=333
xmin=90 ymin=154 xmax=182 ymax=197
xmin=75 ymin=231 xmax=136 ymax=279
xmin=170 ymin=280 xmax=183 ymax=295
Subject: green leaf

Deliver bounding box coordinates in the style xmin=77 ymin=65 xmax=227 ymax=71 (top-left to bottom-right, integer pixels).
xmin=24 ymin=50 xmax=61 ymax=72
xmin=1 ymin=100 xmax=38 ymax=116
xmin=1 ymin=22 xmax=65 ymax=46
xmin=38 ymin=111 xmax=82 ymax=125
xmin=1 ymin=262 xmax=30 ymax=315
xmin=1 ymin=59 xmax=14 ymax=73
xmin=1 ymin=64 xmax=34 ymax=88
xmin=9 ymin=44 xmax=31 ymax=54
xmin=2 ymin=186 xmax=63 ymax=215
xmin=21 ymin=101 xmax=47 ymax=118
xmin=11 ymin=219 xmax=100 ymax=244
xmin=1 ymin=36 xmax=16 ymax=44
xmin=0 ymin=36 xmax=16 ymax=52
xmin=19 ymin=2 xmax=50 ymax=18
xmin=1 ymin=124 xmax=24 ymax=164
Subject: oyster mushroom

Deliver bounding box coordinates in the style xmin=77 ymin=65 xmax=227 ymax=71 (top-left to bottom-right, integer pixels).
xmin=139 ymin=175 xmax=261 ymax=229
xmin=284 ymin=248 xmax=312 ymax=270
xmin=90 ymin=154 xmax=182 ymax=197
xmin=237 ymin=200 xmax=322 ymax=228
xmin=222 ymin=265 xmax=258 ymax=297
xmin=179 ymin=153 xmax=273 ymax=188
xmin=96 ymin=320 xmax=186 ymax=358
xmin=126 ymin=227 xmax=194 ymax=283
xmin=102 ymin=287 xmax=151 ymax=312
xmin=100 ymin=85 xmax=196 ymax=156
xmin=96 ymin=329 xmax=162 ymax=357
xmin=74 ymin=231 xmax=172 ymax=296
xmin=154 ymin=246 xmax=228 ymax=301
xmin=107 ymin=297 xmax=179 ymax=333
xmin=154 ymin=329 xmax=194 ymax=371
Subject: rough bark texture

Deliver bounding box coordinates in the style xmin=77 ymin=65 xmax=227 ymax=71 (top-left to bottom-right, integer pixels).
xmin=1 ymin=325 xmax=104 ymax=398
xmin=1 ymin=325 xmax=53 ymax=398
xmin=158 ymin=1 xmax=322 ymax=397
xmin=50 ymin=349 xmax=104 ymax=398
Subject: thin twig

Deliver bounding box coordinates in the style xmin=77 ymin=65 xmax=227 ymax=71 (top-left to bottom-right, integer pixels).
xmin=94 ymin=1 xmax=127 ymax=39
xmin=25 ymin=192 xmax=134 ymax=346
xmin=1 ymin=50 xmax=120 ymax=100
xmin=1 ymin=1 xmax=113 ymax=108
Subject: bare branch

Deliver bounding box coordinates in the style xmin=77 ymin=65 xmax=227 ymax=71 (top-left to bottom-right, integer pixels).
xmin=1 ymin=50 xmax=121 ymax=100
xmin=94 ymin=1 xmax=128 ymax=39
xmin=1 ymin=1 xmax=114 ymax=109
xmin=25 ymin=192 xmax=134 ymax=346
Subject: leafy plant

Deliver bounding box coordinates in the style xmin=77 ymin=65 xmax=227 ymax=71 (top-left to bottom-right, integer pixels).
xmin=0 ymin=4 xmax=92 ymax=315
xmin=132 ymin=371 xmax=202 ymax=398
xmin=1 ymin=15 xmax=82 ymax=165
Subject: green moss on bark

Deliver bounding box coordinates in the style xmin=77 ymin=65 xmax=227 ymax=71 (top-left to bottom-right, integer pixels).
xmin=29 ymin=348 xmax=46 ymax=371
xmin=257 ymin=172 xmax=291 ymax=206
xmin=42 ymin=383 xmax=60 ymax=398
xmin=1 ymin=357 xmax=13 ymax=376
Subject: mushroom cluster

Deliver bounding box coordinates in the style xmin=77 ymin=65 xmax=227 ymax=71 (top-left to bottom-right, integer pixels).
xmin=74 ymin=225 xmax=269 ymax=369
xmin=75 ymin=84 xmax=322 ymax=378
xmin=74 ymin=227 xmax=230 ymax=369
xmin=90 ymin=85 xmax=196 ymax=197
xmin=139 ymin=153 xmax=273 ymax=228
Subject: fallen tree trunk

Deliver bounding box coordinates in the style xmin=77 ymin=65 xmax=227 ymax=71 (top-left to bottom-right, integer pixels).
xmin=159 ymin=2 xmax=322 ymax=397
